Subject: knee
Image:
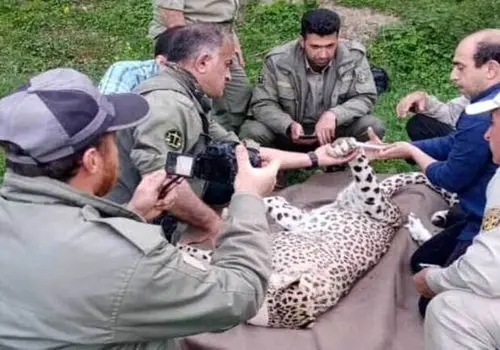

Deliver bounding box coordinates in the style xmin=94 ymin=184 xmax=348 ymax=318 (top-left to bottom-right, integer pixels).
xmin=357 ymin=115 xmax=386 ymax=141
xmin=426 ymin=291 xmax=463 ymax=322
xmin=239 ymin=120 xmax=275 ymax=146
xmin=406 ymin=113 xmax=428 ymax=141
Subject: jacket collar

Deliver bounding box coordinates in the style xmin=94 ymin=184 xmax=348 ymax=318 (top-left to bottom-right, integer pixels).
xmin=0 ymin=170 xmax=143 ymax=221
xmin=275 ymin=39 xmax=359 ymax=76
xmin=471 ymin=82 xmax=500 ymax=103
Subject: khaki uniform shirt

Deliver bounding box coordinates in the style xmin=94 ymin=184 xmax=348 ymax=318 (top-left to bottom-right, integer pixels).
xmin=0 ymin=171 xmax=271 ymax=349
xmin=303 ymin=58 xmax=333 ymax=127
xmin=427 ymin=167 xmax=500 ymax=297
xmin=149 ymin=0 xmax=240 ymax=39
xmin=130 ymin=63 xmax=239 ymax=197
xmin=251 ymin=39 xmax=378 ymax=136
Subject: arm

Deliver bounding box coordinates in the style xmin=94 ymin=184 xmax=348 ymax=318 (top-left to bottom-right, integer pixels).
xmin=329 ymin=56 xmax=378 ymax=126
xmin=156 ymin=0 xmax=186 ymax=28
xmin=419 ymin=118 xmax=492 ymax=193
xmin=411 ymin=134 xmax=455 ymax=161
xmin=424 ymin=94 xmax=468 ymax=126
xmin=130 ymin=91 xmax=220 ymax=235
xmin=251 ymin=60 xmax=295 ymax=135
xmin=113 ymin=192 xmax=272 ymax=340
xmin=208 ymin=113 xmax=240 ymax=142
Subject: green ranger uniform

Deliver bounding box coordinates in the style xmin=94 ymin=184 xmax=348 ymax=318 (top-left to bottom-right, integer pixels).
xmin=0 ymin=171 xmax=271 ymax=350
xmin=239 ymin=39 xmax=385 ymax=147
xmin=149 ymin=0 xmax=251 ymax=133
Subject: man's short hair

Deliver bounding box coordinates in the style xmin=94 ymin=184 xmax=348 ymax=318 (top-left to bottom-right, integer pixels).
xmin=300 ymin=8 xmax=341 ymax=38
xmin=166 ymin=23 xmax=230 ymax=63
xmin=154 ymin=25 xmax=184 ymax=57
xmin=5 ymin=137 xmax=106 ymax=182
xmin=474 ymin=42 xmax=500 ymax=67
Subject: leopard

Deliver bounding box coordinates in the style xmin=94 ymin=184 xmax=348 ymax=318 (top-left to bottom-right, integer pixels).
xmin=176 ymin=137 xmax=457 ymax=329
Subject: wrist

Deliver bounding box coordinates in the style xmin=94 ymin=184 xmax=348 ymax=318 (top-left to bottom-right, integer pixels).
xmin=307 ymin=151 xmax=319 ymax=168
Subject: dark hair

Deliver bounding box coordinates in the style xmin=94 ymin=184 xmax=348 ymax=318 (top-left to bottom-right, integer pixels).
xmin=166 ymin=23 xmax=228 ymax=63
xmin=154 ymin=25 xmax=184 ymax=57
xmin=300 ymin=8 xmax=341 ymax=38
xmin=473 ymin=41 xmax=500 ymax=67
xmin=5 ymin=136 xmax=106 ymax=182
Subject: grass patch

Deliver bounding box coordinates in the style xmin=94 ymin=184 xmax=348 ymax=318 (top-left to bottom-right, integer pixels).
xmin=0 ymin=0 xmax=499 ymax=181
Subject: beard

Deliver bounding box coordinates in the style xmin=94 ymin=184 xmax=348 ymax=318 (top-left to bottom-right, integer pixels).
xmin=95 ymin=160 xmax=118 ymax=197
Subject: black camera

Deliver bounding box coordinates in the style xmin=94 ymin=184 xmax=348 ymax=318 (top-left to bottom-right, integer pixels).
xmin=165 ymin=141 xmax=261 ymax=184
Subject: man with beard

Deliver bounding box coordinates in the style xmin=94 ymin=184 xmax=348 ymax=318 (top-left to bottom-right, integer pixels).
xmin=0 ymin=67 xmax=281 ymax=349
xmin=240 ymin=8 xmax=385 ymax=151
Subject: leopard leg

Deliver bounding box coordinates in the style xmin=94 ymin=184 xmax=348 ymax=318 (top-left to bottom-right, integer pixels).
xmin=264 ymin=196 xmax=305 ymax=231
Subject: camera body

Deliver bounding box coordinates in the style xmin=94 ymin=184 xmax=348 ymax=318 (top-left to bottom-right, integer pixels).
xmin=165 ymin=141 xmax=261 ymax=184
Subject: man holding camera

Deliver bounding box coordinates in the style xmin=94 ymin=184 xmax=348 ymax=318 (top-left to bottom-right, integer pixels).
xmin=117 ymin=23 xmax=356 ymax=245
xmin=239 ymin=8 xmax=385 ymax=151
xmin=0 ymin=68 xmax=288 ymax=349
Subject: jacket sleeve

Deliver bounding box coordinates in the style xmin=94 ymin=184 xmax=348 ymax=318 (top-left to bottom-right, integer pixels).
xmin=412 ymin=134 xmax=455 ymax=161
xmin=418 ymin=118 xmax=491 ymax=193
xmin=112 ymin=192 xmax=272 ymax=341
xmin=251 ymin=60 xmax=295 ymax=136
xmin=426 ymin=170 xmax=500 ymax=297
xmin=424 ymin=95 xmax=468 ymax=127
xmin=329 ymin=56 xmax=378 ymax=126
xmin=155 ymin=0 xmax=184 ymax=11
xmin=130 ymin=90 xmax=200 ymax=175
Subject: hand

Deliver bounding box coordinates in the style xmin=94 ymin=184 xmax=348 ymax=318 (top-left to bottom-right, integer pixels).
xmin=288 ymin=121 xmax=304 ymax=142
xmin=233 ymin=33 xmax=245 ymax=66
xmin=377 ymin=141 xmax=415 ymax=160
xmin=396 ymin=91 xmax=428 ymax=118
xmin=127 ymin=170 xmax=180 ymax=220
xmin=413 ymin=268 xmax=436 ymax=298
xmin=234 ymin=144 xmax=281 ymax=197
xmin=363 ymin=126 xmax=389 ymax=161
xmin=315 ymin=111 xmax=336 ymax=145
xmin=314 ymin=143 xmax=360 ymax=167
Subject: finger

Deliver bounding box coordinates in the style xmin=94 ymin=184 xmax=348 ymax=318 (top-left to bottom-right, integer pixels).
xmin=262 ymin=158 xmax=281 ymax=178
xmin=235 ymin=144 xmax=251 ymax=171
xmin=367 ymin=126 xmax=382 ymax=144
xmin=417 ymin=98 xmax=426 ymax=111
xmin=325 ymin=129 xmax=333 ymax=144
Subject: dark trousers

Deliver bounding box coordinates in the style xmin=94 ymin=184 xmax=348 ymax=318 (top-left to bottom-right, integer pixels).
xmin=406 ymin=114 xmax=455 ymax=141
xmin=410 ymin=217 xmax=472 ymax=317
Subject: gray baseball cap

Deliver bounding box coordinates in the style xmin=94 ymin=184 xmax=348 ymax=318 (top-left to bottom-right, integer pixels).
xmin=0 ymin=68 xmax=150 ymax=164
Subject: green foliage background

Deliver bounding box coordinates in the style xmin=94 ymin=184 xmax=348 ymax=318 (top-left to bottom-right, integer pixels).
xmin=0 ymin=0 xmax=498 ymax=182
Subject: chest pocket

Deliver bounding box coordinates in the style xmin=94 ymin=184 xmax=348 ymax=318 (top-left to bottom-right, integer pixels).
xmin=337 ymin=71 xmax=355 ymax=105
xmin=277 ymin=80 xmax=297 ymax=118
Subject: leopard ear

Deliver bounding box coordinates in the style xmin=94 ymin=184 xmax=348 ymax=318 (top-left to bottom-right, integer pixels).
xmin=269 ymin=272 xmax=302 ymax=290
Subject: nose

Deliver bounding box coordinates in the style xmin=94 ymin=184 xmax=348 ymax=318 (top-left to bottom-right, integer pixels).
xmin=318 ymin=48 xmax=329 ymax=60
xmin=484 ymin=126 xmax=492 ymax=141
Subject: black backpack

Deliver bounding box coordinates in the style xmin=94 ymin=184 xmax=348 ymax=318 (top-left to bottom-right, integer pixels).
xmin=370 ymin=65 xmax=390 ymax=95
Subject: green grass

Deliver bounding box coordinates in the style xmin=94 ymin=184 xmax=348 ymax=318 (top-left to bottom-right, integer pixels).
xmin=0 ymin=0 xmax=499 ymax=182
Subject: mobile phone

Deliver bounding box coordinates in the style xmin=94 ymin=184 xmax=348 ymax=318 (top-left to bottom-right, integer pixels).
xmin=298 ymin=135 xmax=318 ymax=140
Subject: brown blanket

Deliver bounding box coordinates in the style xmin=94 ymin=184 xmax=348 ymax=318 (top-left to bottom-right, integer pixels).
xmin=183 ymin=171 xmax=448 ymax=350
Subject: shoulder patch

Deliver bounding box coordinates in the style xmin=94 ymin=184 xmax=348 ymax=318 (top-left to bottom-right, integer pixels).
xmin=481 ymin=207 xmax=500 ymax=232
xmin=165 ymin=129 xmax=183 ymax=150
xmin=258 ymin=74 xmax=264 ymax=84
xmin=357 ymin=70 xmax=369 ymax=84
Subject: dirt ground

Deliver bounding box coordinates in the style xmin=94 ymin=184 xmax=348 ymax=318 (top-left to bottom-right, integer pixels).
xmin=319 ymin=1 xmax=400 ymax=44
xmin=258 ymin=0 xmax=400 ymax=44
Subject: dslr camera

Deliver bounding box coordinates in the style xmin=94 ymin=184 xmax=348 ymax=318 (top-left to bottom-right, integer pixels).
xmin=165 ymin=141 xmax=261 ymax=184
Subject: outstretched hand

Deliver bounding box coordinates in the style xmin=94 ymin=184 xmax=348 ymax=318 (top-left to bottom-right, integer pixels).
xmin=234 ymin=144 xmax=281 ymax=197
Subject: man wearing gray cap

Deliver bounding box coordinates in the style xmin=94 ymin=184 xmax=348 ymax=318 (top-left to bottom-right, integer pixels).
xmin=0 ymin=68 xmax=281 ymax=349
xmin=417 ymin=91 xmax=500 ymax=350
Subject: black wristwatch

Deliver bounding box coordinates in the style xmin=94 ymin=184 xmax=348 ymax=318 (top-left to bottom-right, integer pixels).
xmin=307 ymin=151 xmax=319 ymax=168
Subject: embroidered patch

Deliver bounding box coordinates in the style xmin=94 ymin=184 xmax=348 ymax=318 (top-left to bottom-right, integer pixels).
xmin=165 ymin=129 xmax=183 ymax=150
xmin=481 ymin=207 xmax=500 ymax=232
xmin=258 ymin=74 xmax=264 ymax=84
xmin=357 ymin=71 xmax=368 ymax=84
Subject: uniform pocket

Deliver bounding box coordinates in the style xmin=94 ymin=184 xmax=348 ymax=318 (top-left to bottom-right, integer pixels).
xmin=277 ymin=83 xmax=297 ymax=117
